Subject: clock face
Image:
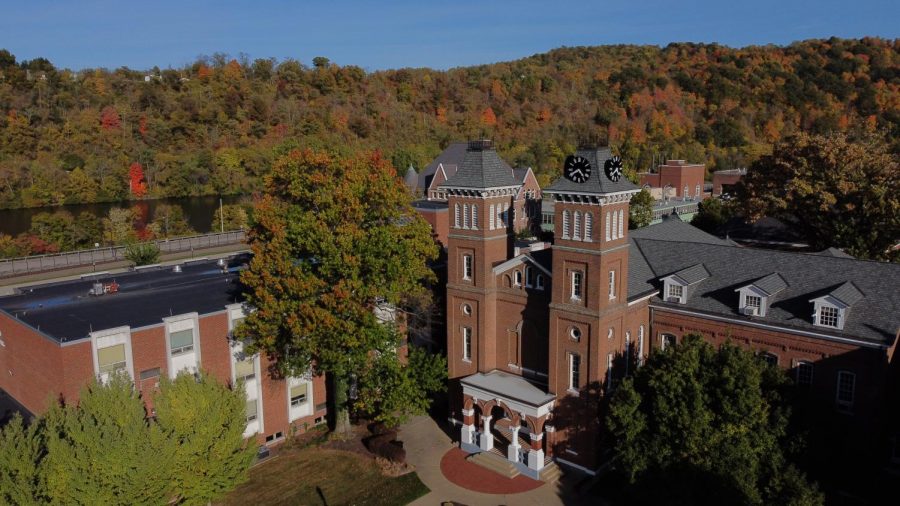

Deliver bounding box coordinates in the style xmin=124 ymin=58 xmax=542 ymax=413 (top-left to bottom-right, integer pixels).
xmin=604 ymin=156 xmax=624 ymax=182
xmin=564 ymin=155 xmax=592 ymax=183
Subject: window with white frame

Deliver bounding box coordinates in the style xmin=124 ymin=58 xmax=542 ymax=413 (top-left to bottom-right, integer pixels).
xmin=608 ymin=270 xmax=616 ymax=299
xmin=571 ymin=271 xmax=583 ymax=300
xmin=818 ymin=306 xmax=840 ymax=328
xmin=245 ymin=399 xmax=259 ymax=422
xmin=97 ymin=344 xmax=127 ymax=376
xmin=683 ymin=185 xmax=688 ymax=199
xmin=584 ymin=212 xmax=593 ymax=241
xmin=504 ymin=204 xmax=510 ymax=226
xmin=463 ymin=255 xmax=473 ymax=280
xmin=462 ymin=204 xmax=469 ymax=229
xmin=624 ymin=331 xmax=631 ymax=374
xmin=289 ymin=383 xmax=308 ymax=407
xmin=573 ymin=211 xmax=581 ymax=240
xmin=514 ymin=270 xmax=522 ymax=286
xmin=454 ymin=204 xmax=460 ymax=228
xmin=462 ymin=327 xmax=472 ymax=361
xmin=796 ymin=361 xmax=813 ymax=386
xmin=836 ymin=371 xmax=855 ymax=409
xmin=525 ymin=266 xmax=534 ymax=287
xmin=605 ymin=211 xmax=611 ymax=241
xmin=611 ymin=210 xmax=618 ymax=239
xmin=745 ymin=295 xmax=762 ymax=311
xmin=695 ymin=184 xmax=701 ymax=198
xmin=618 ymin=210 xmax=624 ymax=238
xmin=760 ymin=352 xmax=778 ymax=367
xmin=234 ymin=356 xmax=256 ymax=383
xmin=638 ymin=325 xmax=645 ymax=365
xmin=489 ymin=204 xmax=495 ymax=230
xmin=471 ymin=204 xmax=478 ymax=229
xmin=169 ymin=329 xmax=194 ymax=355
xmin=667 ymin=284 xmax=683 ymax=301
xmin=568 ymin=353 xmax=581 ymax=391
xmin=536 ymin=274 xmax=545 ymax=290
xmin=562 ymin=210 xmax=570 ymax=238
xmin=660 ymin=333 xmax=676 ymax=350
xmin=606 ymin=352 xmax=614 ymax=388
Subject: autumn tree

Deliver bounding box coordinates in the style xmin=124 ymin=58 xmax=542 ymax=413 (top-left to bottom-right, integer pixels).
xmin=607 ymin=334 xmax=823 ymax=505
xmin=236 ymin=149 xmax=442 ymax=433
xmin=150 ymin=203 xmax=195 ymax=238
xmin=736 ymin=133 xmax=899 ymax=261
xmin=129 ymin=162 xmax=148 ymax=199
xmin=211 ymin=203 xmax=251 ymax=231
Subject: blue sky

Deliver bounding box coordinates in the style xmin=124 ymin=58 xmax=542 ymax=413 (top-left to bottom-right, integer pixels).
xmin=2 ymin=0 xmax=897 ymax=71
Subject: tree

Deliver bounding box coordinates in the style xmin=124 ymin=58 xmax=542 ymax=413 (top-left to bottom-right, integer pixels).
xmin=29 ymin=211 xmax=77 ymax=251
xmin=151 ymin=204 xmax=195 ymax=238
xmin=356 ymin=345 xmax=447 ymax=427
xmin=154 ymin=372 xmax=255 ymax=505
xmin=129 ymin=162 xmax=148 ymax=199
xmin=691 ymin=197 xmax=732 ymax=234
xmin=211 ymin=204 xmax=250 ymax=231
xmin=102 ymin=208 xmax=137 ymax=245
xmin=0 ymin=414 xmax=44 ymax=504
xmin=628 ymin=189 xmax=654 ymax=229
xmin=736 ymin=133 xmax=899 ymax=261
xmin=40 ymin=374 xmax=173 ymax=505
xmin=607 ymin=334 xmax=822 ymax=505
xmin=236 ymin=149 xmax=439 ymax=434
xmin=125 ymin=242 xmax=161 ymax=266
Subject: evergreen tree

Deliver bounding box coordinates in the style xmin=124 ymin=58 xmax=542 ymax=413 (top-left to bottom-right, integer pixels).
xmin=0 ymin=414 xmax=45 ymax=504
xmin=236 ymin=149 xmax=439 ymax=433
xmin=154 ymin=372 xmax=255 ymax=505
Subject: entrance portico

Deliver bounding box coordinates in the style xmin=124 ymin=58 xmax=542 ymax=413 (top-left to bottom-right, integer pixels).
xmin=459 ymin=370 xmax=555 ymax=480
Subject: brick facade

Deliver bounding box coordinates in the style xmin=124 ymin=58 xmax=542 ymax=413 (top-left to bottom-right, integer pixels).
xmin=639 ymin=160 xmax=705 ymax=199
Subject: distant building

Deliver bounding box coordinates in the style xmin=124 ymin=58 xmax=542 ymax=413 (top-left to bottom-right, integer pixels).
xmin=712 ymin=168 xmax=747 ymax=196
xmin=639 ymin=159 xmax=706 ymax=200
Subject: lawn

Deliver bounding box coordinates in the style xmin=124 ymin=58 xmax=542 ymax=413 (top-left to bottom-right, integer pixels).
xmin=217 ymin=447 xmax=429 ymax=506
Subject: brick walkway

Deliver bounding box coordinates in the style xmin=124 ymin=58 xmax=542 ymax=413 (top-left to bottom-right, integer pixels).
xmin=439 ymin=447 xmax=544 ymax=494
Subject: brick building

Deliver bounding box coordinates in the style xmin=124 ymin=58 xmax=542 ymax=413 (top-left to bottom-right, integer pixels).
xmin=712 ymin=167 xmax=747 ymax=196
xmin=0 ymin=256 xmax=327 ymax=445
xmin=443 ymin=142 xmax=900 ymax=478
xmin=639 ymin=159 xmax=706 ymax=200
xmin=409 ymin=141 xmax=542 ymax=246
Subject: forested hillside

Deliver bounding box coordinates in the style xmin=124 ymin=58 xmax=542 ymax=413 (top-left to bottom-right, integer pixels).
xmin=0 ymin=37 xmax=897 ymax=209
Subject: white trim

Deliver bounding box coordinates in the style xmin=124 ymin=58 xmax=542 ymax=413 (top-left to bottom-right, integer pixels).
xmin=90 ymin=326 xmax=134 ymax=382
xmin=492 ymin=254 xmax=552 ymax=278
xmin=163 ymin=312 xmax=201 ymax=379
xmin=649 ymin=304 xmax=888 ymax=349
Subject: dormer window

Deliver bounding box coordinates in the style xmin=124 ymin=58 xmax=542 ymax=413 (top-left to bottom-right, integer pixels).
xmin=810 ymin=281 xmax=861 ymax=331
xmin=736 ymin=273 xmax=785 ymax=318
xmin=667 ymin=284 xmax=683 ymax=301
xmin=818 ymin=306 xmax=839 ymax=328
xmin=661 ymin=264 xmax=709 ymax=305
xmin=745 ymin=295 xmax=761 ymax=312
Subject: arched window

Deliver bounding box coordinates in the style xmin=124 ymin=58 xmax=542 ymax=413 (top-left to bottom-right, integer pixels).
xmin=624 ymin=331 xmax=631 ymax=374
xmin=462 ymin=204 xmax=469 ymax=229
xmin=454 ymin=204 xmax=460 ymax=228
xmin=638 ymin=325 xmax=645 ymax=365
xmin=462 ymin=255 xmax=473 ymax=280
xmin=489 ymin=204 xmax=495 ymax=230
xmin=514 ymin=270 xmax=522 ymax=286
xmin=605 ymin=211 xmax=611 ymax=241
xmin=536 ymin=274 xmax=545 ymax=290
xmin=618 ymin=210 xmax=624 ymax=238
xmin=525 ymin=266 xmax=534 ymax=287
xmin=611 ymin=210 xmax=618 ymax=239
xmin=683 ymin=185 xmax=689 ymax=200
xmin=471 ymin=204 xmax=478 ymax=230
xmin=562 ymin=210 xmax=571 ymax=238
xmin=584 ymin=213 xmax=593 ymax=242
xmin=695 ymin=184 xmax=701 ymax=198
xmin=573 ymin=211 xmax=581 ymax=240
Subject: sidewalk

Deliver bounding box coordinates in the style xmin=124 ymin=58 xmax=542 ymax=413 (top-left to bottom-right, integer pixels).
xmin=401 ymin=415 xmax=586 ymax=506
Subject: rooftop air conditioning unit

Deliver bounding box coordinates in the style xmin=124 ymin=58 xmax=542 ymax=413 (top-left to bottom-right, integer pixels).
xmin=666 ymin=296 xmax=681 ymax=303
xmin=742 ymin=307 xmax=758 ymax=316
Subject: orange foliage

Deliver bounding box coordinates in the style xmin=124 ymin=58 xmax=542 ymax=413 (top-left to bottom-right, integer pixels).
xmin=481 ymin=107 xmax=497 ymax=127
xmin=537 ymin=107 xmax=552 ymax=122
xmin=100 ymin=106 xmax=121 ymax=130
xmin=197 ymin=64 xmax=213 ymax=79
xmin=435 ymin=106 xmax=447 ymax=124
xmin=139 ymin=115 xmax=148 ymax=137
xmin=129 ymin=162 xmax=147 ymax=198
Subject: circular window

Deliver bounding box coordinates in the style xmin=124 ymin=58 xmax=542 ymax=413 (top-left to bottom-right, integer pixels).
xmin=462 ymin=304 xmax=472 ymax=316
xmin=569 ymin=326 xmax=582 ymax=340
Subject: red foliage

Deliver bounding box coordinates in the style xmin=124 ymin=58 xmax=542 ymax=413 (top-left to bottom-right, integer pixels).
xmin=100 ymin=106 xmax=121 ymax=130
xmin=129 ymin=162 xmax=148 ymax=198
xmin=139 ymin=115 xmax=148 ymax=138
xmin=19 ymin=235 xmax=59 ymax=255
xmin=197 ymin=64 xmax=213 ymax=79
xmin=481 ymin=107 xmax=497 ymax=127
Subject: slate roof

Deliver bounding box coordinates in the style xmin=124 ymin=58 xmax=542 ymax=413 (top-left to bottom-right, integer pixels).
xmin=631 ymin=238 xmax=899 ymax=346
xmin=0 ymin=256 xmax=250 ymax=343
xmin=750 ymin=272 xmax=788 ymax=296
xmin=813 ymin=247 xmax=855 ymax=259
xmin=671 ymin=264 xmax=711 ymax=285
xmin=439 ymin=141 xmax=520 ymax=190
xmin=545 ymin=147 xmax=639 ymax=196
xmin=403 ymin=165 xmax=418 ymax=192
xmin=512 ymin=168 xmax=530 ymax=182
xmin=417 ymin=142 xmax=468 ymax=191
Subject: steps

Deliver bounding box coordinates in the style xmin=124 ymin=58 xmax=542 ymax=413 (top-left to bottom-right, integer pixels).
xmin=540 ymin=461 xmax=563 ymax=484
xmin=468 ymin=450 xmax=521 ymax=479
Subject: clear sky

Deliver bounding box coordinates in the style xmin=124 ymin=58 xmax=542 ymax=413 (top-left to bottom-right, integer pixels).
xmin=2 ymin=0 xmax=898 ymax=71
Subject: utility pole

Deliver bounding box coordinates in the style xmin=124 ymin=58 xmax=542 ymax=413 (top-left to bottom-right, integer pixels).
xmin=219 ymin=197 xmax=224 ymax=233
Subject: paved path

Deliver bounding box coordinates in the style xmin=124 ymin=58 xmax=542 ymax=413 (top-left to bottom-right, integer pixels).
xmin=401 ymin=415 xmax=586 ymax=506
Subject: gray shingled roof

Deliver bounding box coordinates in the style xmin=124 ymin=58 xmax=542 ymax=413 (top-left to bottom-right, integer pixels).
xmin=632 ymin=238 xmax=899 ymax=346
xmin=813 ymin=247 xmax=855 ymax=259
xmin=828 ymin=281 xmax=864 ymax=306
xmin=439 ymin=143 xmax=520 ymax=189
xmin=545 ymin=147 xmax=639 ymax=195
xmin=751 ymin=272 xmax=788 ymax=296
xmin=513 ymin=168 xmax=529 ymax=182
xmin=417 ymin=142 xmax=469 ymax=191
xmin=403 ymin=165 xmax=418 ymax=192
xmin=671 ymin=263 xmax=711 ymax=285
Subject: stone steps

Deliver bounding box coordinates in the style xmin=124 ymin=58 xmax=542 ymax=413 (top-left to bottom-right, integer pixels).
xmin=468 ymin=450 xmax=521 ymax=479
xmin=540 ymin=461 xmax=563 ymax=484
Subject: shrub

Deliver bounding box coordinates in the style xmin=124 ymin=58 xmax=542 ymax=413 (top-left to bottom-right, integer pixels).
xmin=125 ymin=242 xmax=161 ymax=266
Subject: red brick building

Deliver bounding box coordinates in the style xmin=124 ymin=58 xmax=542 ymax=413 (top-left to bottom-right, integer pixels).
xmin=443 ymin=143 xmax=900 ymax=479
xmin=712 ymin=167 xmax=746 ymax=196
xmin=639 ymin=159 xmax=706 ymax=200
xmin=0 ymin=256 xmax=327 ymax=445
xmin=409 ymin=141 xmax=542 ymax=246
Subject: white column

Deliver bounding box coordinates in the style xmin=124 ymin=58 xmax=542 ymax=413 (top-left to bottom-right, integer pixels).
xmin=460 ymin=409 xmax=475 ymax=446
xmin=480 ymin=416 xmax=493 ymax=451
xmin=507 ymin=425 xmax=521 ymax=462
xmin=527 ymin=431 xmax=545 ymax=471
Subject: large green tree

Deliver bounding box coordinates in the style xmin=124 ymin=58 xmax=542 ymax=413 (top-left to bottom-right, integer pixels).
xmin=0 ymin=414 xmax=44 ymax=504
xmin=236 ymin=149 xmax=441 ymax=432
xmin=154 ymin=372 xmax=255 ymax=505
xmin=628 ymin=188 xmax=654 ymax=229
xmin=736 ymin=133 xmax=899 ymax=261
xmin=607 ymin=334 xmax=822 ymax=505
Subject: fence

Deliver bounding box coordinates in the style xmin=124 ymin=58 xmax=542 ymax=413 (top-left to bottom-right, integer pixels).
xmin=0 ymin=230 xmax=246 ymax=278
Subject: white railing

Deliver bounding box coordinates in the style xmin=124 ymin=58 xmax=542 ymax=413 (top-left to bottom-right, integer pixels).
xmin=0 ymin=230 xmax=246 ymax=278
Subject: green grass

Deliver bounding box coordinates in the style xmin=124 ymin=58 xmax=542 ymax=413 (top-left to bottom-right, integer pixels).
xmin=217 ymin=448 xmax=429 ymax=506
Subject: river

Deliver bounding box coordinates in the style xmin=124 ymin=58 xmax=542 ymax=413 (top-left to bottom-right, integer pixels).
xmin=0 ymin=195 xmax=247 ymax=237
